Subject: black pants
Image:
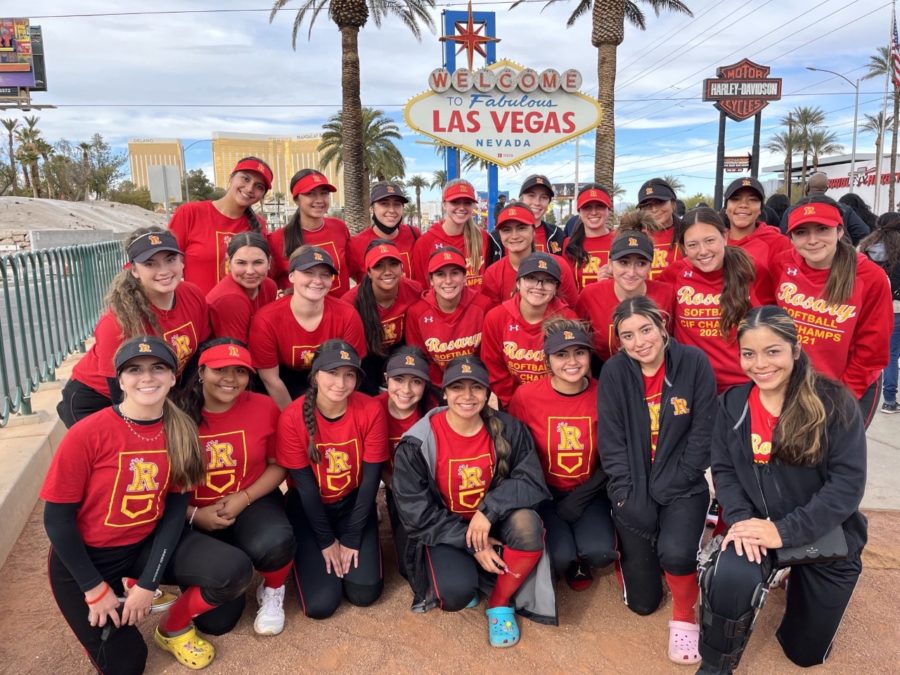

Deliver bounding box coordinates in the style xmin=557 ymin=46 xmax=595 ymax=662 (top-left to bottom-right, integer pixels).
xmin=57 ymin=378 xmax=111 ymax=428
xmin=858 ymin=374 xmax=882 ymax=430
xmin=48 ymin=529 xmax=253 ymax=675
xmin=284 ymin=489 xmax=383 ymax=619
xmin=425 ymin=509 xmax=543 ymax=612
xmin=190 ymin=490 xmax=295 ymax=632
xmin=614 ymin=492 xmax=708 ymax=616
xmin=699 ymin=545 xmax=862 ymax=670
xmin=539 ymin=490 xmax=616 ymax=578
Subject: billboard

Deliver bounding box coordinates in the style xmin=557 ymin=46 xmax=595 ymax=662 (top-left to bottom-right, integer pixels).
xmin=0 ymin=18 xmax=35 ymax=88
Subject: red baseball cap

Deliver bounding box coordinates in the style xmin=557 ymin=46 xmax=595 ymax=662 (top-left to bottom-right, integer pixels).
xmin=364 ymin=242 xmax=403 ymax=270
xmin=787 ymin=202 xmax=843 ymax=232
xmin=427 ymin=247 xmax=467 ymax=274
xmin=442 ymin=181 xmax=477 ymax=202
xmin=497 ymin=204 xmax=536 ymax=228
xmin=199 ymin=343 xmax=255 ymax=372
xmin=291 ymin=171 xmax=337 ymax=198
xmin=577 ymin=186 xmax=612 ymax=210
xmin=232 ymin=159 xmax=273 ymax=191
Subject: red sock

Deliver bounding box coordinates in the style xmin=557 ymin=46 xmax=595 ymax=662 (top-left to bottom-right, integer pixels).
xmin=665 ymin=571 xmax=699 ymax=623
xmin=487 ymin=548 xmax=542 ymax=609
xmin=159 ymin=586 xmax=215 ymax=634
xmin=259 ymin=562 xmax=292 ymax=589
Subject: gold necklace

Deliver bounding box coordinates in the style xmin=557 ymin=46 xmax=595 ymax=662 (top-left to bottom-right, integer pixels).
xmin=119 ymin=407 xmax=165 ymax=443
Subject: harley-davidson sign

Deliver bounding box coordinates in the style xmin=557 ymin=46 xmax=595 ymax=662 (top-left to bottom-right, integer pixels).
xmin=703 ymin=59 xmax=782 ymax=122
xmin=404 ymin=59 xmax=603 ymax=167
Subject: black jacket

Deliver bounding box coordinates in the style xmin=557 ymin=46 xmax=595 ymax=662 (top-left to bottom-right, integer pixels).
xmin=597 ymin=339 xmax=716 ymax=537
xmin=713 ymin=382 xmax=867 ymax=556
xmin=392 ymin=407 xmax=556 ymax=623
xmin=488 ymin=220 xmax=566 ymax=260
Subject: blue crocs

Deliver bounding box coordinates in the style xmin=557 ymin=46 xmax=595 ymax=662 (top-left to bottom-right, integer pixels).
xmin=485 ymin=606 xmax=520 ymax=648
xmin=464 ymin=594 xmax=480 ymax=609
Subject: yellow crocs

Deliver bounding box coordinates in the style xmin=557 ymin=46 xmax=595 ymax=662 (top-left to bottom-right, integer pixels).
xmin=154 ymin=626 xmax=215 ymax=670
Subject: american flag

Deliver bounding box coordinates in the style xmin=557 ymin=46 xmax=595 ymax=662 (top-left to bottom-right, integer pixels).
xmin=892 ymin=11 xmax=900 ymax=88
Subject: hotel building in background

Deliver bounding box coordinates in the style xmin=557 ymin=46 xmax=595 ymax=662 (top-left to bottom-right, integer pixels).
xmin=127 ymin=139 xmax=184 ymax=189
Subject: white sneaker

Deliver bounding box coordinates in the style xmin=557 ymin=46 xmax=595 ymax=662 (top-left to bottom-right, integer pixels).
xmin=254 ymin=582 xmax=286 ymax=636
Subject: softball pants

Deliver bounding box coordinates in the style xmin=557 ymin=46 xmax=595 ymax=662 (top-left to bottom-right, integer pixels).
xmin=539 ymin=489 xmax=616 ymax=578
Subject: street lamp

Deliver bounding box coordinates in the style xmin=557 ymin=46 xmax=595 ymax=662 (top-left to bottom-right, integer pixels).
xmin=181 ymin=139 xmax=211 ymax=202
xmin=806 ymin=66 xmax=860 ymax=194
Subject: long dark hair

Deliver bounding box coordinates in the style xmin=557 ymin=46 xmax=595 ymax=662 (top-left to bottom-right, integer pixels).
xmin=355 ymin=239 xmax=398 ymax=358
xmin=738 ymin=306 xmax=853 ymax=466
xmin=680 ymin=207 xmax=755 ymax=336
xmin=284 ymin=168 xmax=330 ymax=258
xmin=565 ymin=182 xmax=611 ymax=268
xmin=176 ymin=337 xmax=250 ymax=426
xmin=860 ymin=212 xmax=900 ymax=273
xmin=231 ymin=156 xmax=270 ymax=234
xmin=302 ymin=340 xmax=360 ymax=464
xmin=790 ymin=195 xmax=857 ymax=305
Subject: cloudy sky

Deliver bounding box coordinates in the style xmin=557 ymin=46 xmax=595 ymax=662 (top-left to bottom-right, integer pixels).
xmin=3 ymin=0 xmax=894 ymax=204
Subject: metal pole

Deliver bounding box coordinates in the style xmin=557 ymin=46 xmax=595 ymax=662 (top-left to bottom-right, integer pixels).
xmin=574 ymin=136 xmax=580 ymax=192
xmin=751 ymin=112 xmax=761 ymax=178
xmin=714 ymin=111 xmax=726 ymax=210
xmin=181 ymin=143 xmax=189 ymax=202
xmin=786 ymin=114 xmax=794 ymax=200
xmin=849 ymin=78 xmax=859 ymax=195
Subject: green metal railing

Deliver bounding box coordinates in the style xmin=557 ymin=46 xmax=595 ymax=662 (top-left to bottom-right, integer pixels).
xmin=0 ymin=241 xmax=126 ymax=426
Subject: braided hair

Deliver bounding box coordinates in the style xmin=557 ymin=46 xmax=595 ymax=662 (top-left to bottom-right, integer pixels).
xmin=302 ymin=339 xmax=360 ymax=464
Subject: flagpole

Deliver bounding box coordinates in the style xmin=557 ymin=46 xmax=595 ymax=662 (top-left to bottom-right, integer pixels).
xmin=876 ymin=1 xmax=896 ymax=212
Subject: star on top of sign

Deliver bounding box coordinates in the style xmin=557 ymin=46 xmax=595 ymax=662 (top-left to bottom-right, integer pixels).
xmin=439 ymin=0 xmax=501 ymax=72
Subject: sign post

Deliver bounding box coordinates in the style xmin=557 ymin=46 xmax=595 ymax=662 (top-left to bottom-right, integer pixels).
xmin=703 ymin=59 xmax=782 ymax=208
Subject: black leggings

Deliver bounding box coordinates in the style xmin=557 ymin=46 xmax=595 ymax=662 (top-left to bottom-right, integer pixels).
xmin=188 ymin=490 xmax=295 ymax=633
xmin=426 ymin=508 xmax=543 ymax=612
xmin=614 ymin=492 xmax=708 ymax=616
xmin=539 ymin=491 xmax=616 ymax=578
xmin=48 ymin=529 xmax=252 ymax=675
xmin=858 ymin=374 xmax=882 ymax=430
xmin=699 ymin=545 xmax=862 ymax=671
xmin=57 ymin=379 xmax=111 ymax=428
xmin=284 ymin=489 xmax=383 ymax=619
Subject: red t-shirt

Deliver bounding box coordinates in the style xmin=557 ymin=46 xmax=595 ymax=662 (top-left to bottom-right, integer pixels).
xmin=405 ymin=289 xmax=491 ymax=386
xmin=771 ymin=249 xmax=893 ymax=398
xmin=72 ymin=282 xmax=211 ymax=397
xmin=562 ymin=231 xmax=616 ymax=290
xmin=206 ymin=274 xmax=277 ymax=343
xmin=507 ymin=377 xmax=598 ymax=491
xmin=575 ymin=279 xmax=674 ymax=362
xmin=410 ymin=223 xmax=490 ymax=287
xmin=669 ymin=260 xmax=772 ymax=392
xmin=430 ymin=411 xmax=495 ymax=519
xmin=480 ymin=254 xmax=579 ymax=308
xmin=342 ymin=278 xmax=424 ymax=352
xmin=248 ymin=295 xmax=367 ymax=371
xmin=643 ymin=364 xmax=665 ymax=462
xmin=347 ymin=224 xmax=420 ymax=283
xmin=268 ymin=217 xmax=352 ymax=296
xmin=190 ymin=392 xmax=281 ymax=506
xmin=648 ymin=227 xmax=682 ymax=281
xmin=168 ymin=201 xmax=268 ymax=295
xmin=534 ymin=224 xmax=563 ymax=255
xmin=377 ymin=391 xmax=422 ymax=468
xmin=40 ymin=408 xmax=175 ymax=548
xmin=481 ymin=297 xmax=577 ymax=406
xmin=276 ymin=392 xmax=388 ymax=503
xmin=748 ymin=386 xmax=777 ymax=465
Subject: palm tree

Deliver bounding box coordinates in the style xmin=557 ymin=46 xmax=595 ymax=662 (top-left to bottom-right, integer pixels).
xmin=405 ymin=174 xmax=429 ymax=227
xmin=270 ymin=0 xmax=435 ymax=233
xmin=611 ymin=182 xmax=626 ymax=200
xmin=807 ymin=129 xmax=842 ymax=173
xmin=786 ymin=106 xmax=825 ymax=193
xmin=513 ymin=0 xmax=693 ymax=187
xmin=431 ymin=169 xmax=447 ymax=191
xmin=861 ymin=111 xmax=892 ymax=161
xmin=864 ymin=46 xmax=898 ymax=210
xmin=78 ymin=141 xmax=92 ymax=200
xmin=662 ymin=174 xmax=685 ymax=193
xmin=35 ymin=138 xmax=55 ymax=199
xmin=1 ymin=118 xmax=18 ymax=193
xmin=766 ymin=126 xmax=802 ymax=199
xmin=318 ymin=107 xmax=405 ymax=216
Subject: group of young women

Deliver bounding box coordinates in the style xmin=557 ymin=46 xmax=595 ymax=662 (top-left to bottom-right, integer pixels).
xmin=44 ymin=162 xmax=887 ymax=673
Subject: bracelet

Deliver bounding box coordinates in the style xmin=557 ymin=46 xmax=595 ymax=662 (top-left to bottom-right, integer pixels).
xmin=85 ymin=583 xmax=110 ymax=605
xmin=188 ymin=506 xmax=198 ymax=527
xmin=243 ymin=490 xmax=252 ymax=506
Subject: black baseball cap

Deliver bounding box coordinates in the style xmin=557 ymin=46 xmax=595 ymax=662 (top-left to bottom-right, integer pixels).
xmin=442 ymin=356 xmax=490 ymax=389
xmin=637 ymin=178 xmax=677 ymax=205
xmin=724 ymin=176 xmax=765 ymax=203
xmin=544 ymin=325 xmax=592 ymax=355
xmin=385 ymin=347 xmax=430 ymax=380
xmin=311 ymin=340 xmax=362 ymax=375
xmin=127 ymin=230 xmax=182 ymax=263
xmin=610 ymin=231 xmax=654 ymax=261
xmin=519 ymin=174 xmax=555 ymax=198
xmin=289 ymin=246 xmax=337 ymax=275
xmin=516 ymin=252 xmax=561 ymax=282
xmin=114 ymin=335 xmax=177 ymax=374
xmin=371 ymin=181 xmax=409 ymax=204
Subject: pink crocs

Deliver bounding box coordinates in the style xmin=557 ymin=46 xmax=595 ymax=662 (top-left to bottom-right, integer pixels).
xmin=668 ymin=620 xmax=701 ymax=665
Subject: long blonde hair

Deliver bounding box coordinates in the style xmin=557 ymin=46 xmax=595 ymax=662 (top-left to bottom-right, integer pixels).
xmin=444 ymin=179 xmax=484 ymax=274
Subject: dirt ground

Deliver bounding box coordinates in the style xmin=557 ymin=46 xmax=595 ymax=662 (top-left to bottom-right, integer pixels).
xmin=1 ymin=503 xmax=898 ymax=675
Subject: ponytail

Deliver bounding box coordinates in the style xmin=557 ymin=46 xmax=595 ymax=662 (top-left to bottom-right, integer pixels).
xmin=303 ymin=378 xmax=321 ymax=464
xmin=463 ymin=219 xmax=484 ymax=274
xmin=564 ymin=219 xmax=590 ymax=268
xmin=773 ymin=350 xmax=828 ymax=465
xmin=719 ymin=246 xmax=755 ymax=336
xmin=163 ymin=399 xmax=204 ymax=489
xmin=822 ymin=239 xmax=857 ymax=305
xmin=283 ymin=209 xmax=304 ymax=259
xmin=354 ymin=276 xmax=387 ymax=357
xmin=479 ymin=407 xmax=511 ymax=480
